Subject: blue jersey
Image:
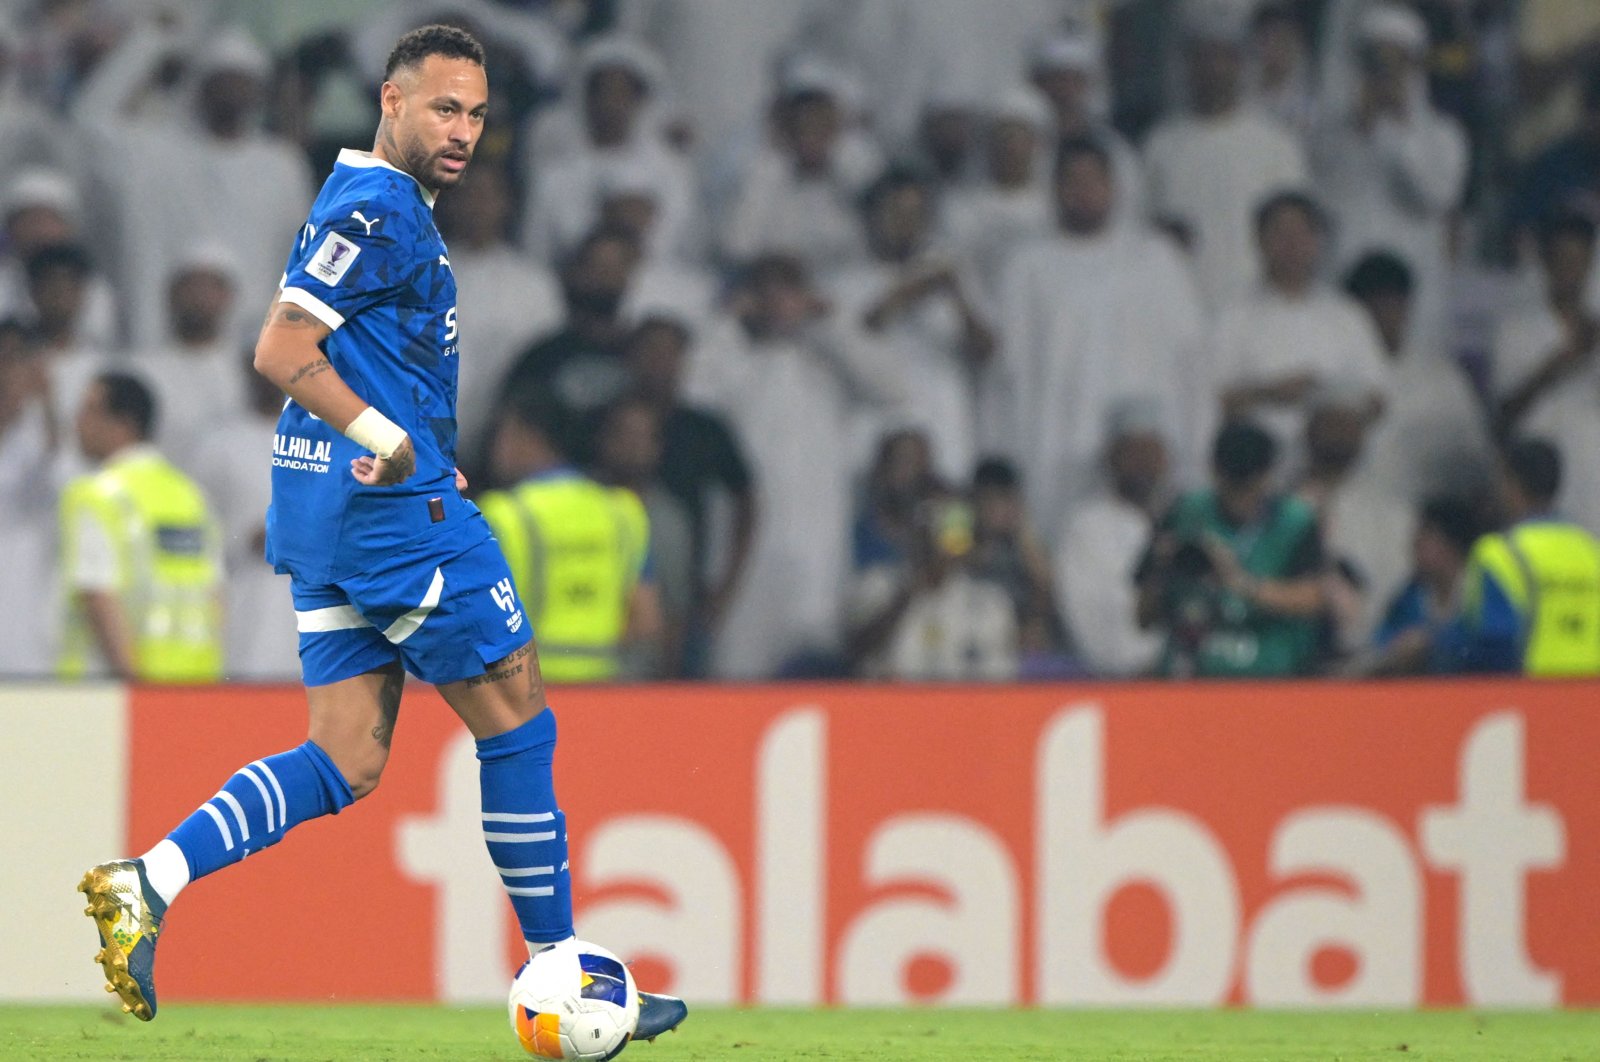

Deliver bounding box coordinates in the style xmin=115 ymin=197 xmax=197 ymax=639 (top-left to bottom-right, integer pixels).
xmin=266 ymin=149 xmax=476 ymax=582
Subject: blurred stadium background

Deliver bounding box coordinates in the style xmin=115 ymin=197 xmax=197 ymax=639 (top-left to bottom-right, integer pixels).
xmin=2 ymin=0 xmax=1600 ymax=1055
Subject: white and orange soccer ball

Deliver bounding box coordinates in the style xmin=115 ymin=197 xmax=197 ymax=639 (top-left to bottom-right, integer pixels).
xmin=509 ymin=941 xmax=639 ymax=1060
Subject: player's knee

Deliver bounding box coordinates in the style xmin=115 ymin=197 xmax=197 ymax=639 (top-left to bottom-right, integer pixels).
xmin=344 ymin=754 xmax=388 ymax=801
xmin=319 ymin=742 xmax=390 ymax=801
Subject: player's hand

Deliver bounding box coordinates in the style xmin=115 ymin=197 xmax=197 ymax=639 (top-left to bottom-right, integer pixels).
xmin=350 ymin=435 xmax=416 ymax=486
xmin=454 ymin=466 xmax=468 ymax=491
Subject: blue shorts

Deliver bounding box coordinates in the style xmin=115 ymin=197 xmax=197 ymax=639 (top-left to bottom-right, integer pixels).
xmin=291 ymin=523 xmax=530 ymax=687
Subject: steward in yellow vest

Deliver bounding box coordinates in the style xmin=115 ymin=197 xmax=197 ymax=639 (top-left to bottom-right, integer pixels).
xmin=478 ymin=391 xmax=657 ymax=683
xmin=59 ymin=372 xmax=223 ymax=682
xmin=1448 ymin=439 xmax=1600 ymax=675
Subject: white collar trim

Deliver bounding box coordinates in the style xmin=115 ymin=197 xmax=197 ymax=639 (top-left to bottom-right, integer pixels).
xmin=335 ymin=148 xmax=436 ymax=209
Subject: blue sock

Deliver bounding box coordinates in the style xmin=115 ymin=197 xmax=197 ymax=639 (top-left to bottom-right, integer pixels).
xmin=166 ymin=741 xmax=354 ymax=882
xmin=477 ymin=709 xmax=574 ymax=945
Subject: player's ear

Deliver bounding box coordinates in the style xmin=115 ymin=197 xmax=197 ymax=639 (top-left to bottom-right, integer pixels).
xmin=379 ymin=79 xmax=404 ymax=118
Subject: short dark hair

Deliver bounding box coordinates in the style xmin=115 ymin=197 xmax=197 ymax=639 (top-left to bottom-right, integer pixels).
xmin=1343 ymin=251 xmax=1414 ymax=300
xmin=1503 ymin=437 xmax=1562 ymax=504
xmin=385 ymin=24 xmax=485 ymax=80
xmin=1212 ymin=420 xmax=1277 ymax=483
xmin=501 ymin=387 xmax=568 ymax=452
xmin=1252 ymin=1 xmax=1301 ymax=32
xmin=1536 ymin=211 xmax=1597 ymax=258
xmin=737 ymin=253 xmax=810 ymax=291
xmin=973 ymin=456 xmax=1020 ymax=492
xmin=1053 ymin=134 xmax=1112 ymax=179
xmin=627 ymin=314 xmax=691 ymax=350
xmin=1254 ymin=188 xmax=1325 ymax=238
xmin=25 ymin=242 xmax=92 ymax=285
xmin=567 ymin=223 xmax=641 ymax=267
xmin=96 ymin=371 xmax=157 ymax=440
xmin=780 ymin=87 xmax=836 ymax=110
xmin=1419 ymin=495 xmax=1480 ymax=555
xmin=859 ymin=163 xmax=934 ymax=216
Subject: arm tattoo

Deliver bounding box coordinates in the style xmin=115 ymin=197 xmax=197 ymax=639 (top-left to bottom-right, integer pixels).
xmin=271 ymin=305 xmax=323 ymax=330
xmin=286 ymin=357 xmax=332 ymax=386
xmin=384 ymin=438 xmax=416 ymax=480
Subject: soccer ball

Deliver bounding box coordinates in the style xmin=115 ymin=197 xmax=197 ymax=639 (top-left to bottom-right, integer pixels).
xmin=509 ymin=940 xmax=639 ymax=1060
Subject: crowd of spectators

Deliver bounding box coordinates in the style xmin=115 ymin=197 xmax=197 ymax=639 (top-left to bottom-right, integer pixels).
xmin=1 ymin=0 xmax=1597 ymax=683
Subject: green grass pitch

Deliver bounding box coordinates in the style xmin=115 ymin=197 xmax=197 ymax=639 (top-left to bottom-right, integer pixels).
xmin=2 ymin=1005 xmax=1597 ymax=1061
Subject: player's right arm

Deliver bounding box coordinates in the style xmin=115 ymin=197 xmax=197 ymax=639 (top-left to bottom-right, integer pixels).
xmin=253 ymin=296 xmax=415 ymax=486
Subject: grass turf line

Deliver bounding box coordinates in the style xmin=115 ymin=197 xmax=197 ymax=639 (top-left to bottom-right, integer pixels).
xmin=2 ymin=1005 xmax=1598 ymax=1061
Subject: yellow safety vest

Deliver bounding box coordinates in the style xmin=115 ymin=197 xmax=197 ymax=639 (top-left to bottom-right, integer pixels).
xmin=58 ymin=447 xmax=224 ymax=682
xmin=1465 ymin=521 xmax=1600 ymax=677
xmin=478 ymin=472 xmax=649 ymax=683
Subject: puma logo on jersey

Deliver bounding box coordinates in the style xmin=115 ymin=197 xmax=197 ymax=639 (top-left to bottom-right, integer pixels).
xmin=350 ymin=210 xmax=381 ymax=235
xmin=438 ymin=254 xmax=451 ymax=268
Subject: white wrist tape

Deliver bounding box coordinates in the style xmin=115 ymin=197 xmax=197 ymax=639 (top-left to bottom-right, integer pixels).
xmin=344 ymin=407 xmax=408 ymax=460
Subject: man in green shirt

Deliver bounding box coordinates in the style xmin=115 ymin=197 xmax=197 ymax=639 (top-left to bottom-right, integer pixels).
xmin=1136 ymin=420 xmax=1327 ymax=677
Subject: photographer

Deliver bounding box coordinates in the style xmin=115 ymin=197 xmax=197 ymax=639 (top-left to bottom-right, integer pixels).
xmin=1136 ymin=420 xmax=1326 ymax=677
xmin=847 ymin=487 xmax=1019 ymax=681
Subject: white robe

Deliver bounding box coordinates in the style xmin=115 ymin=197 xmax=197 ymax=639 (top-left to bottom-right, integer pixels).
xmin=719 ymin=147 xmax=872 ymax=272
xmin=1355 ymin=342 xmax=1494 ymax=503
xmin=849 ymin=566 xmax=1020 ymax=681
xmin=0 ymin=399 xmax=59 ymax=676
xmin=449 ymin=244 xmax=564 ymax=439
xmin=520 ymin=136 xmax=701 ymax=264
xmin=629 ymin=259 xmax=719 ymax=330
xmin=43 ymin=344 xmax=113 ymax=489
xmin=940 ymin=182 xmax=1053 ymax=302
xmin=826 ymin=256 xmax=980 ymax=482
xmin=84 ymin=122 xmax=313 ymax=349
xmin=192 ymin=410 xmax=301 ymax=681
xmin=123 ymin=340 xmax=249 ymax=474
xmin=1322 ymin=475 xmax=1418 ymax=644
xmin=686 ymin=314 xmax=904 ymax=677
xmin=1492 ymin=305 xmax=1600 ymax=535
xmin=1311 ymin=106 xmax=1468 ymax=348
xmin=827 ymin=0 xmax=1074 ymax=149
xmin=991 ymin=227 xmax=1207 ymax=539
xmin=1054 ymin=490 xmax=1163 ymax=677
xmin=619 ymin=0 xmax=833 ymax=155
xmin=1142 ymin=106 xmax=1309 ymax=310
xmin=1208 ymin=285 xmax=1392 ymax=464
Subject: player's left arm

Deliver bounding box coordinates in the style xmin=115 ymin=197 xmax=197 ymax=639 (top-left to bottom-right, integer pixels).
xmin=253 ymin=300 xmax=415 ymax=485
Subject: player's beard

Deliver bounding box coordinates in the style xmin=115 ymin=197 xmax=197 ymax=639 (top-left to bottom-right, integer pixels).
xmin=397 ymin=129 xmax=467 ymax=190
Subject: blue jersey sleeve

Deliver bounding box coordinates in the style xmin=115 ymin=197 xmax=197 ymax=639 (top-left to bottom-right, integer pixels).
xmin=278 ymin=203 xmax=415 ymax=330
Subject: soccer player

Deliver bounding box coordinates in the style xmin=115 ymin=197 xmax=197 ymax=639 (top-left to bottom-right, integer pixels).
xmin=77 ymin=25 xmax=687 ymax=1041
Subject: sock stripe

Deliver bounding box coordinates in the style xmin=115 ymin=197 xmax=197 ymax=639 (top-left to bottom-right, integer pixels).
xmin=484 ymin=830 xmax=556 ymax=843
xmin=214 ymin=791 xmax=250 ymax=842
xmin=251 ymin=759 xmax=288 ymax=823
xmin=236 ymin=767 xmax=277 ymax=833
xmin=199 ymin=802 xmax=234 ymax=850
xmin=477 ymin=712 xmax=573 ymax=944
xmin=165 ymin=742 xmax=354 ymax=896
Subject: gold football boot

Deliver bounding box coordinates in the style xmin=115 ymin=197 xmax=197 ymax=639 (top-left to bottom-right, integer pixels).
xmin=78 ymin=859 xmax=166 ymax=1021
